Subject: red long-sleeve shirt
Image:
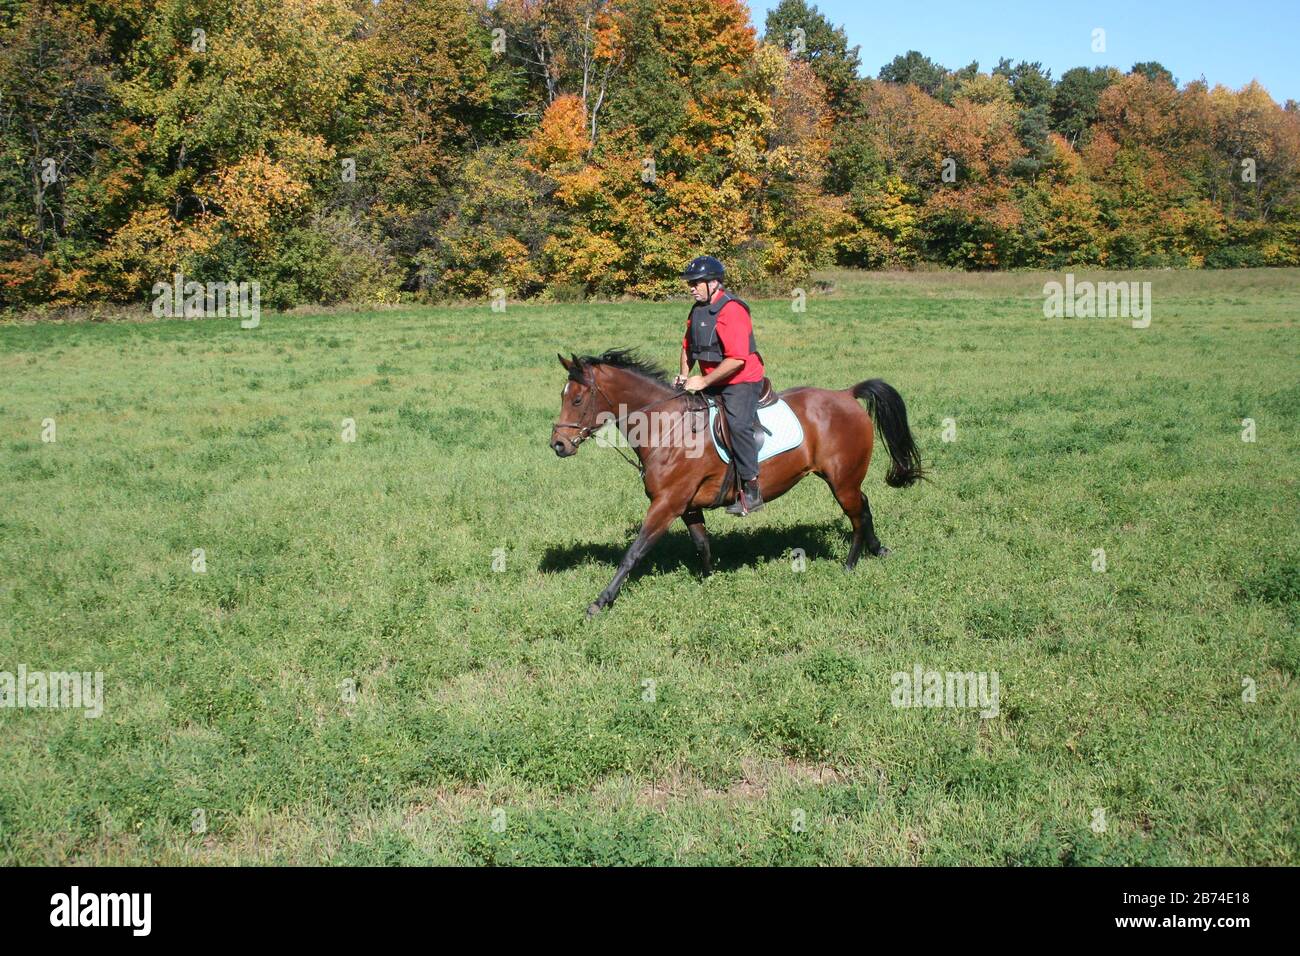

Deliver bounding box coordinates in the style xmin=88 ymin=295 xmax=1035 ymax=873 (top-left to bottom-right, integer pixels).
xmin=682 ymin=288 xmax=765 ymax=384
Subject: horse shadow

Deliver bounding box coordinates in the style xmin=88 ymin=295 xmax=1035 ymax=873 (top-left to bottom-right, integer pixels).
xmin=539 ymin=520 xmax=847 ymax=577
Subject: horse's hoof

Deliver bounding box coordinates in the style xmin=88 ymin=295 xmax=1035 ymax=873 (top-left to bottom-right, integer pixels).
xmin=872 ymin=546 xmax=891 ymax=558
xmin=585 ymin=602 xmax=604 ymax=618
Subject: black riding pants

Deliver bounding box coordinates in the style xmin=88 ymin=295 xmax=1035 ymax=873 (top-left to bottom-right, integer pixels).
xmin=707 ymin=379 xmax=762 ymax=481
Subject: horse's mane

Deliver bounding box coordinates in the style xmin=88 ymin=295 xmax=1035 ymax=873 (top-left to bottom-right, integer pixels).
xmin=571 ymin=348 xmax=671 ymax=387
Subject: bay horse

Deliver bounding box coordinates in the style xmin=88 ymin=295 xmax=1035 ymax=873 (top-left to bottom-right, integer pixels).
xmin=550 ymin=349 xmax=924 ymax=617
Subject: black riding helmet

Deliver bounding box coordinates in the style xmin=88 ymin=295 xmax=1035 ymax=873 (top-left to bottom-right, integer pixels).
xmin=680 ymin=255 xmax=725 ymax=283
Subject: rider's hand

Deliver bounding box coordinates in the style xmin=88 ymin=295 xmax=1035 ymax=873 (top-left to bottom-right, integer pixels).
xmin=683 ymin=375 xmax=707 ymax=393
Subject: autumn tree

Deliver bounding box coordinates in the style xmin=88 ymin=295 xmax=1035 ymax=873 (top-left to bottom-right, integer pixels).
xmin=0 ymin=3 xmax=117 ymax=303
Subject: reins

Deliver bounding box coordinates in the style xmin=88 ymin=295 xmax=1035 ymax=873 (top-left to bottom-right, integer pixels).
xmin=553 ymin=374 xmax=705 ymax=475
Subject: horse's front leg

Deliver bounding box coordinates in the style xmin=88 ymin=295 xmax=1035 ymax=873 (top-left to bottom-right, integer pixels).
xmin=587 ymin=497 xmax=682 ymax=617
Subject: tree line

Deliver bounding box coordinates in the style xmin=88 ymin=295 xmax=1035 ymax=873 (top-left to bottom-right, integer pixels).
xmin=2 ymin=0 xmax=1297 ymax=311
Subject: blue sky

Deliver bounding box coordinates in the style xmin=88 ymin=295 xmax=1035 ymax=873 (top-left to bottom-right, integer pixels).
xmin=747 ymin=0 xmax=1300 ymax=104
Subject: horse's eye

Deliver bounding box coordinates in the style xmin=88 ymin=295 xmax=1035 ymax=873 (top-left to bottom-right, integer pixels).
xmin=573 ymin=394 xmax=583 ymax=405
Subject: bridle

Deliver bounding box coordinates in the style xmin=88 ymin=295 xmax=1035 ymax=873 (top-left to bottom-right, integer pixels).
xmin=552 ymin=368 xmax=702 ymax=474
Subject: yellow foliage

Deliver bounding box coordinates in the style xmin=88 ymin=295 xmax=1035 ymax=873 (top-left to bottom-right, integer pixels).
xmin=543 ymin=231 xmax=627 ymax=290
xmin=199 ymin=154 xmax=310 ymax=244
xmin=98 ymin=206 xmax=219 ymax=290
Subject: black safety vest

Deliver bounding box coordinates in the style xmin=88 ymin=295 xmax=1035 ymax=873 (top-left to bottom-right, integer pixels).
xmin=687 ymin=291 xmax=758 ymax=364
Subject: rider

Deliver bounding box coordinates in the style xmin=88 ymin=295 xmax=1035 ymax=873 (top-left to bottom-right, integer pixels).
xmin=674 ymin=255 xmax=765 ymax=516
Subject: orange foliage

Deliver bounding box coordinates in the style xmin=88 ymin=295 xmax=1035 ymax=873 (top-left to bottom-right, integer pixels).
xmin=526 ymin=95 xmax=592 ymax=170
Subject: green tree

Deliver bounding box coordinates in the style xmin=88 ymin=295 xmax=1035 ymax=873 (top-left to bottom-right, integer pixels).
xmin=878 ymin=50 xmax=949 ymax=97
xmin=1052 ymin=66 xmax=1120 ymax=144
xmin=994 ymin=58 xmax=1053 ymax=109
xmin=761 ymin=0 xmax=861 ymax=119
xmin=1130 ymin=61 xmax=1175 ymax=86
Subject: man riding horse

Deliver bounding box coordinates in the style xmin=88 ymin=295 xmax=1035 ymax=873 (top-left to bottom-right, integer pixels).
xmin=549 ymin=257 xmax=925 ymax=617
xmin=675 ymin=255 xmax=764 ymax=516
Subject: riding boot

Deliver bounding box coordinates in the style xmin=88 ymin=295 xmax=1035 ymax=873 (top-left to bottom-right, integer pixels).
xmin=726 ymin=478 xmax=764 ymax=516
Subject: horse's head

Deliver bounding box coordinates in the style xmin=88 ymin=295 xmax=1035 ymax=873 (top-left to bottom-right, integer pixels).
xmin=550 ymin=353 xmax=598 ymax=457
xmin=550 ymin=349 xmax=676 ymax=458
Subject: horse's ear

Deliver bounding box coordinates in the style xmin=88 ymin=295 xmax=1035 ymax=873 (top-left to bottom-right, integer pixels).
xmin=557 ymin=352 xmax=572 ymax=370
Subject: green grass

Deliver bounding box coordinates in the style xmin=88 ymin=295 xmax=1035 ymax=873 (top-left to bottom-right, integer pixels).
xmin=1 ymin=268 xmax=1297 ymax=865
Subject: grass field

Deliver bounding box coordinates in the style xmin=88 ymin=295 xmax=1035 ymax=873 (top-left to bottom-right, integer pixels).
xmin=1 ymin=268 xmax=1297 ymax=865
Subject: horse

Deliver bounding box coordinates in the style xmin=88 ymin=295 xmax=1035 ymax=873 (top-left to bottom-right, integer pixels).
xmin=550 ymin=349 xmax=924 ymax=617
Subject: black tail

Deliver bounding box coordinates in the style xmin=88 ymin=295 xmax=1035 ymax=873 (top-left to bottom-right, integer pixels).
xmin=852 ymin=379 xmax=925 ymax=488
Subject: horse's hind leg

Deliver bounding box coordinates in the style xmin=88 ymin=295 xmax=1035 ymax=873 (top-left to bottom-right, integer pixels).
xmin=823 ymin=476 xmax=887 ymax=570
xmin=861 ymin=493 xmax=888 ymax=558
xmin=682 ymin=509 xmax=712 ymax=578
xmin=821 ymin=475 xmax=866 ymax=570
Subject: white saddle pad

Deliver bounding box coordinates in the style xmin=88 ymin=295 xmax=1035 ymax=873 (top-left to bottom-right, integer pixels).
xmin=707 ymin=397 xmax=805 ymax=464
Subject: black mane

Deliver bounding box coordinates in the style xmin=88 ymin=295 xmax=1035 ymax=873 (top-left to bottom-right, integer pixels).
xmin=571 ymin=348 xmax=670 ymax=386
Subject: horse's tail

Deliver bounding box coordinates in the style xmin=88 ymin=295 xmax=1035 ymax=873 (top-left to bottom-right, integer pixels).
xmin=851 ymin=379 xmax=926 ymax=488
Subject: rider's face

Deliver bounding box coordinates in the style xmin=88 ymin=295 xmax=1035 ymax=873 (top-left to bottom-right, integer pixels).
xmin=688 ymin=279 xmax=711 ymax=302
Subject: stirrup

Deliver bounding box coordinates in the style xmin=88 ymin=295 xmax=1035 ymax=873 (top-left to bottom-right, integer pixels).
xmin=726 ymin=482 xmax=763 ymax=516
